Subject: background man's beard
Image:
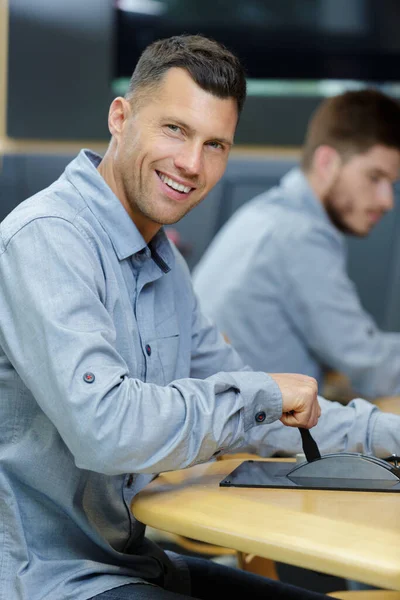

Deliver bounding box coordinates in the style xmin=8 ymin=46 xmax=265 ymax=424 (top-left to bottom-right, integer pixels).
xmin=324 ymin=200 xmax=357 ymax=235
xmin=324 ymin=185 xmax=367 ymax=237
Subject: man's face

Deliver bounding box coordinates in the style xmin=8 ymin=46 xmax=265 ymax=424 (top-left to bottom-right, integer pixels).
xmin=111 ymin=67 xmax=238 ymax=241
xmin=324 ymin=144 xmax=400 ymax=236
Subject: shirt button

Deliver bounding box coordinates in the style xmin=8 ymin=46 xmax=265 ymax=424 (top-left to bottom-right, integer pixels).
xmin=83 ymin=372 xmax=95 ymax=384
xmin=255 ymin=411 xmax=266 ymax=423
xmin=145 ymin=344 xmax=152 ymax=356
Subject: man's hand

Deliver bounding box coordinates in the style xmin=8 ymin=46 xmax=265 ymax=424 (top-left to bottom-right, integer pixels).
xmin=269 ymin=373 xmax=320 ymax=429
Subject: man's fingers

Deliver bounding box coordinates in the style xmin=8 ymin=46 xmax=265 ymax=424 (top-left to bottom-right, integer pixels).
xmin=280 ymin=401 xmax=320 ymax=429
xmin=280 ymin=410 xmax=318 ymax=428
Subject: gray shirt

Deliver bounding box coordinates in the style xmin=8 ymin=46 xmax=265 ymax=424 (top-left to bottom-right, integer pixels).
xmin=0 ymin=153 xmax=398 ymax=600
xmin=0 ymin=150 xmax=282 ymax=599
xmin=193 ymin=167 xmax=400 ymax=399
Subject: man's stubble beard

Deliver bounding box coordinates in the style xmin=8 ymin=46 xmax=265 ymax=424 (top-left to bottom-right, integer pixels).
xmin=323 ymin=178 xmax=365 ymax=237
xmin=129 ymin=183 xmax=204 ymax=227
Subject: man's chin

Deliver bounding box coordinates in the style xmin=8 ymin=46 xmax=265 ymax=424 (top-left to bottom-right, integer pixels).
xmin=326 ymin=208 xmax=369 ymax=237
xmin=150 ymin=211 xmax=189 ymax=227
xmin=345 ymin=222 xmax=372 ymax=237
xmin=155 ymin=203 xmax=201 ymax=226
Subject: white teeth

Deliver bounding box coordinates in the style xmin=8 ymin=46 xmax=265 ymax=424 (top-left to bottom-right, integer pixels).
xmin=159 ymin=173 xmax=191 ymax=194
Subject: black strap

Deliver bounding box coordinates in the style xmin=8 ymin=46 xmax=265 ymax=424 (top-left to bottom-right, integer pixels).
xmin=299 ymin=428 xmax=321 ymax=462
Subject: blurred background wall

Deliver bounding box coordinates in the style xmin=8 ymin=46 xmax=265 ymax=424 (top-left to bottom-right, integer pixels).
xmin=1 ymin=0 xmax=400 ymax=331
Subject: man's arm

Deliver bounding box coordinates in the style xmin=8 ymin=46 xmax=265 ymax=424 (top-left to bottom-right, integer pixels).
xmin=240 ymin=395 xmax=400 ymax=459
xmin=0 ymin=218 xmax=316 ymax=476
xmin=281 ymin=223 xmax=400 ymax=398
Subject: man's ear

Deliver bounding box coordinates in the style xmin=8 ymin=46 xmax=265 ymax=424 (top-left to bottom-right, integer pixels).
xmin=313 ymin=145 xmax=341 ymax=188
xmin=108 ymin=97 xmax=131 ymax=138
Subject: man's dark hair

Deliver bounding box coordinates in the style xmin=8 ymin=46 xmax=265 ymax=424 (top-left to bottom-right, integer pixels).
xmin=126 ymin=34 xmax=247 ymax=115
xmin=301 ymin=89 xmax=400 ymax=171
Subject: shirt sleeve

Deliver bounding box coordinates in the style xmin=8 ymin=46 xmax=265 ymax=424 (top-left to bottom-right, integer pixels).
xmin=0 ymin=217 xmax=282 ymax=475
xmin=240 ymin=396 xmax=400 ymax=459
xmin=280 ymin=223 xmax=400 ymax=398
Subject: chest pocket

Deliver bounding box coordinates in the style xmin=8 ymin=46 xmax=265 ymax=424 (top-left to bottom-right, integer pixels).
xmin=154 ymin=313 xmax=180 ymax=385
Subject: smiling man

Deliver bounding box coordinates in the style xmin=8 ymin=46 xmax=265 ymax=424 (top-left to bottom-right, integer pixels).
xmin=193 ymin=89 xmax=400 ymax=399
xmin=0 ymin=34 xmax=333 ymax=600
xmin=98 ymin=66 xmax=236 ymax=242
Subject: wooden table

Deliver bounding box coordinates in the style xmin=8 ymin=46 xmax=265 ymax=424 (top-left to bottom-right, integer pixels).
xmin=132 ymin=458 xmax=400 ymax=590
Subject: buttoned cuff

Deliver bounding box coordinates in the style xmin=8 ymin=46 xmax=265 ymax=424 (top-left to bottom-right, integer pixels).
xmin=227 ymin=371 xmax=283 ymax=431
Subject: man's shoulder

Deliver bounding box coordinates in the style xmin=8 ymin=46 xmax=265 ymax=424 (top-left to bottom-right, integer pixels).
xmin=239 ymin=189 xmax=318 ymax=239
xmin=241 ymin=183 xmax=302 ymax=218
xmin=253 ymin=184 xmax=342 ymax=241
xmin=0 ymin=177 xmax=85 ymax=247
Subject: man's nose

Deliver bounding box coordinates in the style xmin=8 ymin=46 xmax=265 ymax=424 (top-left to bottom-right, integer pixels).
xmin=174 ymin=142 xmax=203 ymax=176
xmin=378 ymin=181 xmax=394 ymax=211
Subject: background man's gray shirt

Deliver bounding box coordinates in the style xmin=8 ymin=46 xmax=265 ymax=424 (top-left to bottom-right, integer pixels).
xmin=0 ymin=153 xmax=398 ymax=600
xmin=193 ymin=168 xmax=400 ymax=399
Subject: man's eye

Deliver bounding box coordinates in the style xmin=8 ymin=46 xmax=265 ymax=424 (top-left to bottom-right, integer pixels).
xmin=167 ymin=124 xmax=181 ymax=133
xmin=208 ymin=141 xmax=223 ymax=150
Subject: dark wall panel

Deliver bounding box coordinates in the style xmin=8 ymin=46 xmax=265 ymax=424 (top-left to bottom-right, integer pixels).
xmin=7 ymin=0 xmax=114 ymax=140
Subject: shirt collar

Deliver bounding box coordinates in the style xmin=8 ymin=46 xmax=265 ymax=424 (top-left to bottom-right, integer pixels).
xmin=64 ymin=149 xmax=175 ymax=269
xmin=281 ymin=167 xmax=336 ymax=229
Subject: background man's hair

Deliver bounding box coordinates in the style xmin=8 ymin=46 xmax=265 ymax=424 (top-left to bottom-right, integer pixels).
xmin=301 ymin=89 xmax=400 ymax=170
xmin=125 ymin=34 xmax=247 ymax=115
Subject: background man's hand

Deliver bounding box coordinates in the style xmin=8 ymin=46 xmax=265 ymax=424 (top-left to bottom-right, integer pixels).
xmin=269 ymin=373 xmax=320 ymax=428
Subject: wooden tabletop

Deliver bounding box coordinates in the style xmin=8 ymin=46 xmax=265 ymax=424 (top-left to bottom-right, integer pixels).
xmin=132 ymin=458 xmax=400 ymax=590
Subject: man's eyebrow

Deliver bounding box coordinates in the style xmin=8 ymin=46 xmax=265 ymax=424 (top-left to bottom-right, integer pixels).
xmin=370 ymin=168 xmax=388 ymax=175
xmin=369 ymin=167 xmax=397 ymax=180
xmin=164 ymin=117 xmax=233 ymax=147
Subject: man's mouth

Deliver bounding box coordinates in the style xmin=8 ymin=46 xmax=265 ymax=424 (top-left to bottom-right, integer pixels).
xmin=368 ymin=211 xmax=382 ymax=224
xmin=156 ymin=171 xmax=193 ymax=194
